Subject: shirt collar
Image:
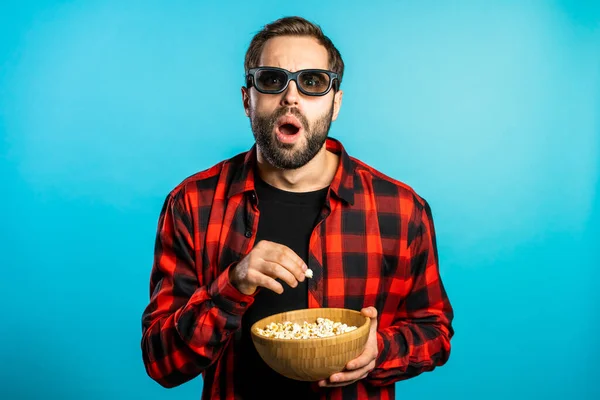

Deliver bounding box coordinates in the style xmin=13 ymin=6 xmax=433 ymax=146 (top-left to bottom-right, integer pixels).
xmin=226 ymin=137 xmax=355 ymax=205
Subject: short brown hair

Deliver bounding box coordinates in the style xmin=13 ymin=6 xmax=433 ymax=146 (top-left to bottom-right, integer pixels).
xmin=244 ymin=16 xmax=345 ymax=88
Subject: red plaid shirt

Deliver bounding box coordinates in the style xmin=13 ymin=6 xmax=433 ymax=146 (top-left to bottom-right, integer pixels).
xmin=141 ymin=138 xmax=454 ymax=399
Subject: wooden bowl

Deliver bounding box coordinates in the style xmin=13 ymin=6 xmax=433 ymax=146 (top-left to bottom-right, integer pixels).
xmin=250 ymin=308 xmax=370 ymax=381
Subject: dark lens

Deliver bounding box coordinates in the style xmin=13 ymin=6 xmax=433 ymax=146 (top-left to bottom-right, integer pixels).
xmin=255 ymin=69 xmax=287 ymax=92
xmin=298 ymin=71 xmax=330 ymax=94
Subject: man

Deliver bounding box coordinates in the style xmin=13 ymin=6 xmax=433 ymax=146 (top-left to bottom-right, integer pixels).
xmin=141 ymin=16 xmax=454 ymax=400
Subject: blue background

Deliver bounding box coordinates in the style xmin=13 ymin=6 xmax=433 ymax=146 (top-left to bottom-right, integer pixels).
xmin=1 ymin=1 xmax=598 ymax=399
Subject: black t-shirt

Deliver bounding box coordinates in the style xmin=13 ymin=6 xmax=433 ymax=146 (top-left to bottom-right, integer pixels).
xmin=236 ymin=174 xmax=328 ymax=399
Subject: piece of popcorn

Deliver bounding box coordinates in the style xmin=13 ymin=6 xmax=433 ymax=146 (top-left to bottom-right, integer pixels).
xmin=305 ymin=268 xmax=313 ymax=278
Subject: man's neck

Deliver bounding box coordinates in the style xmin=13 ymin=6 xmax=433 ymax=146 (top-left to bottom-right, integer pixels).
xmin=256 ymin=144 xmax=339 ymax=193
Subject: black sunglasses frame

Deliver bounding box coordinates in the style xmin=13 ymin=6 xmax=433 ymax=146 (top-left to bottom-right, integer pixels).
xmin=245 ymin=67 xmax=339 ymax=96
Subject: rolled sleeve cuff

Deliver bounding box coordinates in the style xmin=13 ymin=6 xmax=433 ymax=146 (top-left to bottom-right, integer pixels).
xmin=208 ymin=264 xmax=255 ymax=315
xmin=375 ymin=331 xmax=387 ymax=368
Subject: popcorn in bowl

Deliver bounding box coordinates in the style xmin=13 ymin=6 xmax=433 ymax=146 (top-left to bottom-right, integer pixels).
xmin=256 ymin=317 xmax=357 ymax=339
xmin=250 ymin=308 xmax=370 ymax=381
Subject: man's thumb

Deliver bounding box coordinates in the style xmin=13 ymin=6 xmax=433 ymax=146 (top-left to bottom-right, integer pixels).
xmin=361 ymin=306 xmax=378 ymax=319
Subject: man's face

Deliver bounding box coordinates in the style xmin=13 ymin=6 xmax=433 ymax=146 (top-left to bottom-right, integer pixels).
xmin=242 ymin=36 xmax=343 ymax=170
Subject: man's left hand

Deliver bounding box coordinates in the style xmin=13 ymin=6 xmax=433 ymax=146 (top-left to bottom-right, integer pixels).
xmin=318 ymin=306 xmax=379 ymax=388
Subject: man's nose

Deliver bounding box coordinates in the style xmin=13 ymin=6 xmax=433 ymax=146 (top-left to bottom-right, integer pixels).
xmin=281 ymin=79 xmax=300 ymax=107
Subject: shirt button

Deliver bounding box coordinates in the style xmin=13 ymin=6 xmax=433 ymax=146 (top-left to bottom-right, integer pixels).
xmin=240 ymin=301 xmax=247 ymax=307
xmin=224 ymin=331 xmax=230 ymax=336
xmin=250 ymin=192 xmax=256 ymax=201
xmin=245 ymin=230 xmax=252 ymax=238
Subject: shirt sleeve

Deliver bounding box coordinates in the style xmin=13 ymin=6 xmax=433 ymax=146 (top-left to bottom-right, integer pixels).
xmin=367 ymin=199 xmax=454 ymax=386
xmin=140 ymin=192 xmax=255 ymax=388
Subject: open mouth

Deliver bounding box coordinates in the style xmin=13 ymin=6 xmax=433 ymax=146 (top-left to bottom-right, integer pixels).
xmin=274 ymin=114 xmax=303 ymax=144
xmin=279 ymin=123 xmax=300 ymax=135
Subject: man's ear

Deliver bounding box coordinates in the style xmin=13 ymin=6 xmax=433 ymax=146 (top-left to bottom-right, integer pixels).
xmin=242 ymin=86 xmax=250 ymax=117
xmin=332 ymin=89 xmax=343 ymax=122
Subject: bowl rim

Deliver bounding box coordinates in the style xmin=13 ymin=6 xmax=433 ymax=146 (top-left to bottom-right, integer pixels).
xmin=249 ymin=307 xmax=370 ymax=344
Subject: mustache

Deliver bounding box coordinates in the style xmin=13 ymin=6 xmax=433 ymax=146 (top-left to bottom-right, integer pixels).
xmin=270 ymin=107 xmax=308 ymax=127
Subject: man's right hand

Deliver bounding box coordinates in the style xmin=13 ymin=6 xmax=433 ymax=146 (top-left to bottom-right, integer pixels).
xmin=229 ymin=240 xmax=308 ymax=295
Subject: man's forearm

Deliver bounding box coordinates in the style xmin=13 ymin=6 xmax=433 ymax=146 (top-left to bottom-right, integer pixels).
xmin=141 ymin=265 xmax=254 ymax=388
xmin=366 ymin=318 xmax=452 ymax=386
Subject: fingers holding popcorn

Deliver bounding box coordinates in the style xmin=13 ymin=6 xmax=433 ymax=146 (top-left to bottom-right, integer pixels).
xmin=230 ymin=240 xmax=308 ymax=295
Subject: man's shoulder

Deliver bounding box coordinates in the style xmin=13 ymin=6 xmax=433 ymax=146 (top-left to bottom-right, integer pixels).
xmin=350 ymin=155 xmax=428 ymax=209
xmin=166 ymin=150 xmax=248 ymax=199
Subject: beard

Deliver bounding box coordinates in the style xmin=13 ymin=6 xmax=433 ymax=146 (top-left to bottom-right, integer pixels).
xmin=250 ymin=101 xmax=334 ymax=170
